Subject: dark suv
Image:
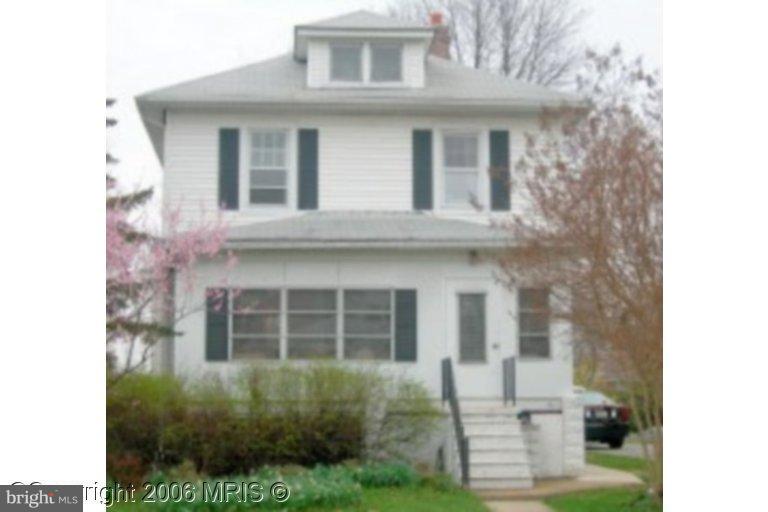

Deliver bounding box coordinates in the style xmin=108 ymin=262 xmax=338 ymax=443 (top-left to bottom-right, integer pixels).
xmin=577 ymin=388 xmax=631 ymax=449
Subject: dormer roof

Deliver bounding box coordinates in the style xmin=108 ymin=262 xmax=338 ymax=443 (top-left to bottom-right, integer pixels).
xmin=293 ymin=10 xmax=433 ymax=60
xmin=297 ymin=10 xmax=427 ymax=30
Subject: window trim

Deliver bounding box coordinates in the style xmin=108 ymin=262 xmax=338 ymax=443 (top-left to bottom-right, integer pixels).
xmin=441 ymin=131 xmax=482 ymax=210
xmin=229 ymin=288 xmax=282 ymax=361
xmin=342 ymin=288 xmax=395 ymax=361
xmin=222 ymin=287 xmax=400 ymax=363
xmin=246 ymin=128 xmax=290 ymax=207
xmin=369 ymin=42 xmax=403 ymax=83
xmin=330 ymin=42 xmax=364 ymax=83
xmin=517 ymin=287 xmax=552 ymax=360
xmin=239 ymin=127 xmax=295 ymax=211
xmin=328 ymin=42 xmax=404 ymax=86
xmin=286 ymin=288 xmax=339 ymax=360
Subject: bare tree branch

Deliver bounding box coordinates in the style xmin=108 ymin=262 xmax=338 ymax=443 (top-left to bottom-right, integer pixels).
xmin=389 ymin=0 xmax=587 ymax=86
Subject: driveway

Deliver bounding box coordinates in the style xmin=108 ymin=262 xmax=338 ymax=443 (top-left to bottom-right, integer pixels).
xmin=586 ymin=440 xmax=646 ymax=458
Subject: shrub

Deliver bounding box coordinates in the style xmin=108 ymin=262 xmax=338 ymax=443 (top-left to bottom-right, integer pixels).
xmin=107 ymin=373 xmax=187 ymax=480
xmin=106 ymin=365 xmax=440 ymax=484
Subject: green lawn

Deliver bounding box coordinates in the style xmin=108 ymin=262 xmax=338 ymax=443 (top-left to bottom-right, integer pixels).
xmin=111 ymin=486 xmax=488 ymax=512
xmin=332 ymin=486 xmax=489 ymax=512
xmin=546 ymin=452 xmax=660 ymax=512
xmin=546 ymin=488 xmax=660 ymax=512
xmin=586 ymin=452 xmax=648 ymax=477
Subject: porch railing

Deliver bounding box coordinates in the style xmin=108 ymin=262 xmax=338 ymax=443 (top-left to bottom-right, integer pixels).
xmin=441 ymin=357 xmax=469 ymax=486
xmin=502 ymin=356 xmax=516 ymax=406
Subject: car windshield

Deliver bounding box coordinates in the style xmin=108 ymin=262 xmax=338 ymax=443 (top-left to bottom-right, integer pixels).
xmin=579 ymin=390 xmax=616 ymax=406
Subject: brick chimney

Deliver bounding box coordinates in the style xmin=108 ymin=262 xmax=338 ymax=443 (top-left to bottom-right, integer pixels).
xmin=428 ymin=11 xmax=451 ymax=60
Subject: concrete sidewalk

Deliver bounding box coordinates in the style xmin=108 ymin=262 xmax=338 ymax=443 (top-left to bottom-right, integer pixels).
xmin=485 ymin=500 xmax=554 ymax=512
xmin=478 ymin=464 xmax=643 ymax=503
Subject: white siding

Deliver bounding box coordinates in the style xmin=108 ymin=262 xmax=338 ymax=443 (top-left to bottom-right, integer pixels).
xmin=171 ymin=249 xmax=573 ymax=401
xmin=163 ymin=110 xmax=541 ymax=228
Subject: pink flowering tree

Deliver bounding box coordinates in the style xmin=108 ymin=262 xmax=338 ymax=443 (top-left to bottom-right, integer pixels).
xmin=107 ymin=100 xmax=232 ymax=384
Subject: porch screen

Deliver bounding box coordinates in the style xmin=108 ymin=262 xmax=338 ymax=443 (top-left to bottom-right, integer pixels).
xmin=458 ymin=293 xmax=486 ymax=363
xmin=231 ymin=289 xmax=280 ymax=359
xmin=287 ymin=289 xmax=337 ymax=359
xmin=343 ymin=290 xmax=393 ymax=360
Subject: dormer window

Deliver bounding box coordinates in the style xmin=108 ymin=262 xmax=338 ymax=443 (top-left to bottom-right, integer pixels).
xmin=329 ymin=42 xmax=403 ymax=85
xmin=370 ymin=43 xmax=402 ymax=82
xmin=330 ymin=43 xmax=363 ymax=82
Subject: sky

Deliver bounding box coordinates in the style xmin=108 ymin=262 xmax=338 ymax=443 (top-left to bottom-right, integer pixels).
xmin=107 ymin=0 xmax=661 ymax=208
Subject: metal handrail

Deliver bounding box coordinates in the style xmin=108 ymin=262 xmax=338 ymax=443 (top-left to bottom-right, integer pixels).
xmin=502 ymin=356 xmax=516 ymax=406
xmin=441 ymin=357 xmax=469 ymax=486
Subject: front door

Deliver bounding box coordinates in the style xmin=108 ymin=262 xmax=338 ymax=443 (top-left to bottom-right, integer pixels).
xmin=445 ymin=278 xmax=505 ymax=400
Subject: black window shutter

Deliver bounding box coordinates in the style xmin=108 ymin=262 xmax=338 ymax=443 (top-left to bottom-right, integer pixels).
xmin=394 ymin=289 xmax=417 ymax=362
xmin=205 ymin=288 xmax=229 ymax=361
xmin=412 ymin=130 xmax=433 ymax=210
xmin=298 ymin=129 xmax=319 ymax=210
xmin=218 ymin=128 xmax=239 ymax=210
xmin=490 ymin=130 xmax=511 ymax=211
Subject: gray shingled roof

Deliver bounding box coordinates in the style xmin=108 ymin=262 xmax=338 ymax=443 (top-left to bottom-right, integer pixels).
xmin=297 ymin=10 xmax=428 ymax=30
xmin=224 ymin=211 xmax=511 ymax=249
xmin=137 ymin=53 xmax=579 ymax=109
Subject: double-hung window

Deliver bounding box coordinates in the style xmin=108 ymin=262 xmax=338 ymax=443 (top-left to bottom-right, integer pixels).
xmin=231 ymin=290 xmax=281 ymax=359
xmin=249 ymin=130 xmax=288 ymax=206
xmin=343 ymin=290 xmax=393 ymax=360
xmin=330 ymin=43 xmax=363 ymax=82
xmin=518 ymin=288 xmax=551 ymax=358
xmin=287 ymin=290 xmax=337 ymax=359
xmin=443 ymin=133 xmax=480 ymax=208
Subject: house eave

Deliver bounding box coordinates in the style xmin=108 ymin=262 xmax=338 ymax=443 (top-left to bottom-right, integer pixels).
xmin=223 ymin=239 xmax=512 ymax=250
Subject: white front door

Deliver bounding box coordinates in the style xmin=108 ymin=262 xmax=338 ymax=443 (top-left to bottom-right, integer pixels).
xmin=445 ymin=278 xmax=507 ymax=400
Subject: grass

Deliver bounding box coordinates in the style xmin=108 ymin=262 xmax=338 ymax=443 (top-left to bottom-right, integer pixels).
xmin=586 ymin=452 xmax=648 ymax=477
xmin=546 ymin=488 xmax=660 ymax=512
xmin=110 ymin=486 xmax=488 ymax=512
xmin=546 ymin=452 xmax=661 ymax=512
xmin=330 ymin=486 xmax=489 ymax=512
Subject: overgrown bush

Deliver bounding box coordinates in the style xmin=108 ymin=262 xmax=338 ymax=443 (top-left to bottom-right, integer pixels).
xmin=106 ymin=373 xmax=188 ymax=479
xmin=106 ymin=365 xmax=440 ymax=484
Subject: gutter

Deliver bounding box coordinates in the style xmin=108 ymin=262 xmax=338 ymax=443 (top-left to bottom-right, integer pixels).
xmin=223 ymin=239 xmax=513 ymax=250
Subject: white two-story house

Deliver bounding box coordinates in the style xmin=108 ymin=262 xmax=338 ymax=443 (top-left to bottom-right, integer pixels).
xmin=137 ymin=10 xmax=584 ymax=489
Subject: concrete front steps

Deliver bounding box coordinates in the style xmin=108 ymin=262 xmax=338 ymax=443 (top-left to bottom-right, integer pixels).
xmin=462 ymin=405 xmax=534 ymax=490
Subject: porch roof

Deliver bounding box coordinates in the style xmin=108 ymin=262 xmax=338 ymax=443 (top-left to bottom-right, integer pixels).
xmin=224 ymin=211 xmax=512 ymax=250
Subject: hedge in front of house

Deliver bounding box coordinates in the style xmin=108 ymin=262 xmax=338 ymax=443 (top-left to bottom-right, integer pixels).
xmin=107 ymin=365 xmax=440 ymax=485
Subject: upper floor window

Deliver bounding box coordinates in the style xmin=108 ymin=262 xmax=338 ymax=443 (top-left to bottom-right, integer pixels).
xmin=370 ymin=43 xmax=402 ymax=82
xmin=443 ymin=133 xmax=480 ymax=208
xmin=249 ymin=130 xmax=288 ymax=205
xmin=518 ymin=288 xmax=550 ymax=359
xmin=330 ymin=43 xmax=363 ymax=82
